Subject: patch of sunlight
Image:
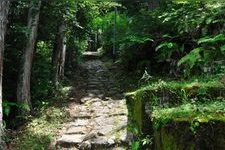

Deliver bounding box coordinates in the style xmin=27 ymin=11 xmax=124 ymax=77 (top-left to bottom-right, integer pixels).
xmin=10 ymin=105 xmax=69 ymax=150
xmin=60 ymin=86 xmax=73 ymax=96
xmin=152 ymin=100 xmax=225 ymax=123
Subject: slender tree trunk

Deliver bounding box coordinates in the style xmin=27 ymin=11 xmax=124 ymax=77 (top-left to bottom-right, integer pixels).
xmin=148 ymin=0 xmax=161 ymax=10
xmin=52 ymin=22 xmax=67 ymax=89
xmin=66 ymin=42 xmax=74 ymax=70
xmin=60 ymin=33 xmax=66 ymax=78
xmin=17 ymin=1 xmax=41 ymax=115
xmin=0 ymin=1 xmax=9 ymax=148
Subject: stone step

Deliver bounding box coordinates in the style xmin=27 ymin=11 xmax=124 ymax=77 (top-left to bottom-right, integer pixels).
xmin=83 ymin=51 xmax=100 ymax=60
xmin=57 ymin=134 xmax=129 ymax=149
xmin=57 ymin=134 xmax=86 ymax=147
xmin=66 ymin=126 xmax=88 ymax=135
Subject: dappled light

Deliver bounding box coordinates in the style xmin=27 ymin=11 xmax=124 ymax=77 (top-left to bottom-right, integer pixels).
xmin=0 ymin=1 xmax=224 ymax=150
xmin=55 ymin=52 xmax=129 ymax=149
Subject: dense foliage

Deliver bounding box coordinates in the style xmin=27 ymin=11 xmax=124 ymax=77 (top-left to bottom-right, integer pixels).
xmin=94 ymin=1 xmax=225 ymax=78
xmin=0 ymin=0 xmax=225 ymax=149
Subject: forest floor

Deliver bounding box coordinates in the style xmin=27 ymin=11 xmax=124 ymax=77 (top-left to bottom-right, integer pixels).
xmin=50 ymin=52 xmax=131 ymax=149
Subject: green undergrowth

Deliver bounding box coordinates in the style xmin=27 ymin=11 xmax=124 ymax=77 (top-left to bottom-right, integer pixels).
xmin=127 ymin=76 xmax=224 ymax=108
xmin=152 ymin=100 xmax=225 ymax=127
xmin=131 ymin=77 xmax=224 ymax=96
xmin=126 ymin=75 xmax=225 ymax=137
xmin=9 ymin=86 xmax=72 ymax=150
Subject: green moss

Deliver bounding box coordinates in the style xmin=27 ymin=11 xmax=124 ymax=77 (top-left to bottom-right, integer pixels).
xmin=154 ymin=124 xmax=190 ymax=150
xmin=126 ymin=78 xmax=225 ymax=110
xmin=126 ymin=92 xmax=143 ymax=134
xmin=133 ymin=93 xmax=143 ymax=131
xmin=154 ymin=121 xmax=225 ymax=150
xmin=126 ymin=77 xmax=225 ymax=147
xmin=161 ymin=128 xmax=178 ymax=150
xmin=134 ymin=79 xmax=224 ymax=96
xmin=152 ymin=100 xmax=225 ymax=124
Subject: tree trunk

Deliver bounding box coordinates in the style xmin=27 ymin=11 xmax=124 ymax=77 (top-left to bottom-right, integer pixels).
xmin=52 ymin=22 xmax=67 ymax=89
xmin=17 ymin=1 xmax=41 ymax=115
xmin=148 ymin=0 xmax=161 ymax=10
xmin=0 ymin=1 xmax=10 ymax=148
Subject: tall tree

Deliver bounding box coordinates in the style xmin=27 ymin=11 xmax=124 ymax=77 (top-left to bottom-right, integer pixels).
xmin=52 ymin=21 xmax=67 ymax=89
xmin=50 ymin=1 xmax=75 ymax=89
xmin=0 ymin=1 xmax=10 ymax=148
xmin=17 ymin=1 xmax=41 ymax=115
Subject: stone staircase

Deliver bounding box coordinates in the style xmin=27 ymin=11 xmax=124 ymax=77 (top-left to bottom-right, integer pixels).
xmin=55 ymin=52 xmax=130 ymax=149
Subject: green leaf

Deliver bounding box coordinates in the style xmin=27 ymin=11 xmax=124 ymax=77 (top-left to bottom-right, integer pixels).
xmin=197 ymin=36 xmax=211 ymax=44
xmin=220 ymin=44 xmax=225 ymax=52
xmin=168 ymin=43 xmax=173 ymax=48
xmin=162 ymin=34 xmax=173 ymax=39
xmin=19 ymin=103 xmax=30 ymax=111
xmin=126 ymin=35 xmax=153 ymax=44
xmin=156 ymin=42 xmax=174 ymax=51
xmin=198 ymin=34 xmax=225 ymax=44
xmin=4 ymin=107 xmax=10 ymax=116
xmin=214 ymin=34 xmax=225 ymax=41
xmin=206 ymin=17 xmax=213 ymax=25
xmin=132 ymin=141 xmax=140 ymax=150
xmin=177 ymin=47 xmax=202 ymax=68
xmin=3 ymin=101 xmax=18 ymax=116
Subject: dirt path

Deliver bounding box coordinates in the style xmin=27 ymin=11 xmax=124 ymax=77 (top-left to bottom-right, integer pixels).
xmin=55 ymin=52 xmax=129 ymax=149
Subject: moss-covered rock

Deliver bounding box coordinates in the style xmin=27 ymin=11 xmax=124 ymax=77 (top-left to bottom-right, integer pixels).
xmin=152 ymin=100 xmax=225 ymax=149
xmin=154 ymin=121 xmax=225 ymax=150
xmin=126 ymin=79 xmax=225 ymax=148
xmin=126 ymin=80 xmax=225 ymax=132
xmin=126 ymin=91 xmax=152 ymax=135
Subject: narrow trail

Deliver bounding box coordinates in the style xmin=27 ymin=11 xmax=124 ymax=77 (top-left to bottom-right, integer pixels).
xmin=55 ymin=52 xmax=129 ymax=149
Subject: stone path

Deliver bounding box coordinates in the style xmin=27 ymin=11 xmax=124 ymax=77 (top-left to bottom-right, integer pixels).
xmin=55 ymin=52 xmax=129 ymax=149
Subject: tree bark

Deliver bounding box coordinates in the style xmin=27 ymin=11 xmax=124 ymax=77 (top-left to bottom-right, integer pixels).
xmin=17 ymin=1 xmax=41 ymax=115
xmin=148 ymin=0 xmax=161 ymax=10
xmin=52 ymin=22 xmax=67 ymax=89
xmin=0 ymin=1 xmax=10 ymax=148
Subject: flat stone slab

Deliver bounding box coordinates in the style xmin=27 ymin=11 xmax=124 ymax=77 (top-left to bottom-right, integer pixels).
xmin=69 ymin=119 xmax=89 ymax=126
xmin=66 ymin=126 xmax=88 ymax=134
xmin=91 ymin=101 xmax=103 ymax=108
xmin=80 ymin=97 xmax=92 ymax=103
xmin=94 ymin=108 xmax=110 ymax=116
xmin=112 ymin=147 xmax=127 ymax=150
xmin=57 ymin=134 xmax=85 ymax=145
xmin=97 ymin=125 xmax=114 ymax=136
xmin=91 ymin=137 xmax=108 ymax=145
xmin=94 ymin=116 xmax=125 ymax=127
xmin=83 ymin=51 xmax=100 ymax=59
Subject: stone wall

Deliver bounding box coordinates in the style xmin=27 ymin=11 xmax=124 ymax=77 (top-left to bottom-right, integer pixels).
xmin=154 ymin=122 xmax=225 ymax=150
xmin=126 ymin=80 xmax=225 ymax=149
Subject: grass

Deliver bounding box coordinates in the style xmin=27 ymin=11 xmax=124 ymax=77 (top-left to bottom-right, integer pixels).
xmin=152 ymin=100 xmax=225 ymax=124
xmin=126 ymin=75 xmax=225 ymax=131
xmin=126 ymin=76 xmax=224 ymax=108
xmin=8 ymin=86 xmax=72 ymax=150
xmin=130 ymin=78 xmax=224 ymax=96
